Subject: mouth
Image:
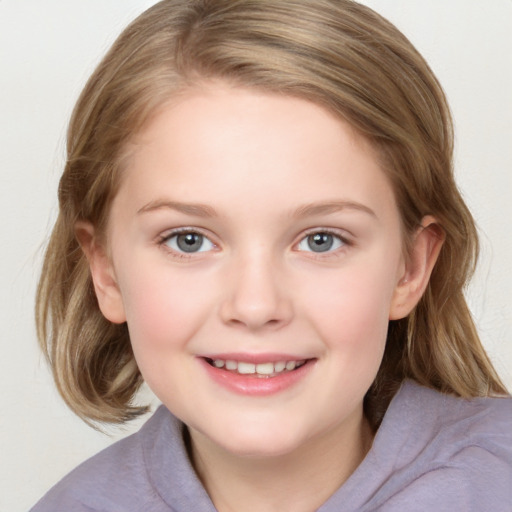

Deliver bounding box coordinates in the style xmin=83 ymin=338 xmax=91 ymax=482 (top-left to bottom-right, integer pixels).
xmin=204 ymin=357 xmax=310 ymax=378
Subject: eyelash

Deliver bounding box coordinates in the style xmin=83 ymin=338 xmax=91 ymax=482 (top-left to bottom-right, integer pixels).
xmin=296 ymin=229 xmax=352 ymax=257
xmin=156 ymin=228 xmax=352 ymax=259
xmin=157 ymin=228 xmax=217 ymax=259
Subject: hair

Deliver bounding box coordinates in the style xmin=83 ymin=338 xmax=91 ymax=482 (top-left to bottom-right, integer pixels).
xmin=36 ymin=0 xmax=507 ymax=428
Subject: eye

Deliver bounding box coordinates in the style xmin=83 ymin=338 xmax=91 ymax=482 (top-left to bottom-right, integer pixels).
xmin=297 ymin=231 xmax=346 ymax=253
xmin=163 ymin=231 xmax=215 ymax=254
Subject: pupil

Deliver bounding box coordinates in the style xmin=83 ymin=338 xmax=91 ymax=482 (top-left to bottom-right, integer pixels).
xmin=177 ymin=233 xmax=203 ymax=252
xmin=308 ymin=233 xmax=333 ymax=252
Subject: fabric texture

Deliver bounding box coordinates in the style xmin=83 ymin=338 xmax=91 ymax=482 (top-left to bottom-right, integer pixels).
xmin=31 ymin=380 xmax=512 ymax=511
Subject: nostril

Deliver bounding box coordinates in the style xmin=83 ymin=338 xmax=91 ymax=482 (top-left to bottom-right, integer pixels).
xmin=225 ymin=315 xmax=287 ymax=330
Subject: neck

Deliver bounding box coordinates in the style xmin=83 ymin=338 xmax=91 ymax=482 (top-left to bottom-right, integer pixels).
xmin=188 ymin=411 xmax=373 ymax=512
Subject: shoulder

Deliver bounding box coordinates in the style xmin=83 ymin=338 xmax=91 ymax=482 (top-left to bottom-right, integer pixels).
xmin=398 ymin=380 xmax=512 ymax=456
xmin=30 ymin=406 xmax=175 ymax=512
xmin=371 ymin=381 xmax=512 ymax=511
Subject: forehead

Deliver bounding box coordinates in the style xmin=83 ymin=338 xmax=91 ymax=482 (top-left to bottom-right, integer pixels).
xmin=115 ymin=83 xmax=397 ymax=223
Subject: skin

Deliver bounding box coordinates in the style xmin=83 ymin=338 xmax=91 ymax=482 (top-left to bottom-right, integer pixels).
xmin=78 ymin=83 xmax=442 ymax=512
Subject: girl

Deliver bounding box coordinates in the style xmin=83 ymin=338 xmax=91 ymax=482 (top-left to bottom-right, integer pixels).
xmin=32 ymin=1 xmax=511 ymax=510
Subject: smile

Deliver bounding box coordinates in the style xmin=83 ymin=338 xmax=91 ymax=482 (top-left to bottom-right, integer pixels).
xmin=200 ymin=356 xmax=316 ymax=395
xmin=205 ymin=358 xmax=307 ymax=377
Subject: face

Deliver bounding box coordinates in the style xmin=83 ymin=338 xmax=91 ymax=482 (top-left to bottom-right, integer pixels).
xmin=99 ymin=84 xmax=410 ymax=458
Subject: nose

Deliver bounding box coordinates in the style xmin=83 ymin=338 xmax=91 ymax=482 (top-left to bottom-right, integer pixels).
xmin=219 ymin=250 xmax=293 ymax=331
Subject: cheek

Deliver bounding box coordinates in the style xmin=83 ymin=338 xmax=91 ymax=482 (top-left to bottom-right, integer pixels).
xmin=117 ymin=266 xmax=213 ymax=398
xmin=302 ymin=257 xmax=398 ymax=354
xmin=117 ymin=264 xmax=211 ymax=354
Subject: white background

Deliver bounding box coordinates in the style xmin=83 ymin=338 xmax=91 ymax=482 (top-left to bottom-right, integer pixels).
xmin=0 ymin=1 xmax=510 ymax=510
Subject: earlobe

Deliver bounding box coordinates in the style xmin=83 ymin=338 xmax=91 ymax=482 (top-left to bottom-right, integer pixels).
xmin=75 ymin=221 xmax=127 ymax=324
xmin=389 ymin=216 xmax=444 ymax=320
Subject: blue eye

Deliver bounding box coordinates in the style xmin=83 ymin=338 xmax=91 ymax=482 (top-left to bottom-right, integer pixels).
xmin=164 ymin=231 xmax=214 ymax=253
xmin=297 ymin=232 xmax=345 ymax=253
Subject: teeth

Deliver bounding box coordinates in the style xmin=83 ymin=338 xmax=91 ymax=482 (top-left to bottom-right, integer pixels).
xmin=225 ymin=360 xmax=238 ymax=370
xmin=238 ymin=362 xmax=256 ymax=374
xmin=209 ymin=359 xmax=306 ymax=376
xmin=255 ymin=362 xmax=274 ymax=375
xmin=274 ymin=361 xmax=286 ymax=372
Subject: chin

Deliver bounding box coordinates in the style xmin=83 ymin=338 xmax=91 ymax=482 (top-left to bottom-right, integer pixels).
xmin=192 ymin=420 xmax=307 ymax=459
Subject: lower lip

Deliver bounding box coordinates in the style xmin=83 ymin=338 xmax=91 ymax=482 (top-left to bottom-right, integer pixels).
xmin=199 ymin=358 xmax=315 ymax=396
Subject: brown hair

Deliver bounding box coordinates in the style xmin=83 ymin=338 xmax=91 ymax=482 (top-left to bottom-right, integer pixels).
xmin=36 ymin=0 xmax=507 ymax=428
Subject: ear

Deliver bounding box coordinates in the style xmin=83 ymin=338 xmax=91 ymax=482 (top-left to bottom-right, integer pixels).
xmin=389 ymin=216 xmax=444 ymax=320
xmin=75 ymin=221 xmax=127 ymax=324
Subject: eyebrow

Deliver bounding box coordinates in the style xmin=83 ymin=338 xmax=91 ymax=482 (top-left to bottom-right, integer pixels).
xmin=137 ymin=199 xmax=376 ymax=219
xmin=137 ymin=200 xmax=218 ymax=218
xmin=292 ymin=201 xmax=376 ymax=219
